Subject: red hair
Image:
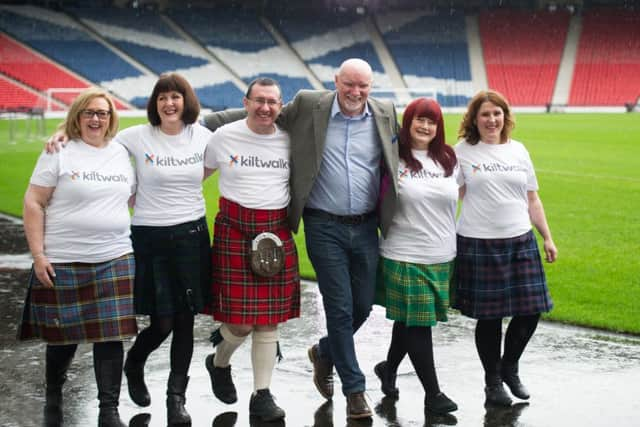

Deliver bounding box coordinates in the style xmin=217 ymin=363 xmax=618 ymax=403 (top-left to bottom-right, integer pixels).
xmin=399 ymin=98 xmax=456 ymax=176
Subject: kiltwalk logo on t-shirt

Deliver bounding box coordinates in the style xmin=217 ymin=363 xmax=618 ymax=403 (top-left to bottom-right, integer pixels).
xmin=143 ymin=152 xmax=203 ymax=167
xmin=70 ymin=170 xmax=129 ymax=183
xmin=471 ymin=162 xmax=526 ymax=173
xmin=228 ymin=154 xmax=289 ymax=169
xmin=398 ymin=168 xmax=444 ymax=181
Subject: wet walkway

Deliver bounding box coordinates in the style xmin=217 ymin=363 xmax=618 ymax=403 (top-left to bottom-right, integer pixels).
xmin=0 ymin=214 xmax=639 ymax=427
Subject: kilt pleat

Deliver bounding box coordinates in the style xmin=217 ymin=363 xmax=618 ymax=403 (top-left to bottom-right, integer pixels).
xmin=375 ymin=257 xmax=453 ymax=326
xmin=452 ymin=230 xmax=553 ymax=319
xmin=18 ymin=254 xmax=137 ymax=344
xmin=208 ymin=197 xmax=300 ymax=325
xmin=131 ymin=217 xmax=212 ymax=315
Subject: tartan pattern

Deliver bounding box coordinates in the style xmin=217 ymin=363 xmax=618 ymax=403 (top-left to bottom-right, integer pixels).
xmin=452 ymin=230 xmax=553 ymax=319
xmin=375 ymin=257 xmax=453 ymax=326
xmin=208 ymin=197 xmax=300 ymax=325
xmin=131 ymin=217 xmax=212 ymax=315
xmin=18 ymin=254 xmax=137 ymax=344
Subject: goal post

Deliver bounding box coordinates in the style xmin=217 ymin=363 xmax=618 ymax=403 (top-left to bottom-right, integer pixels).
xmin=45 ymin=88 xmax=88 ymax=113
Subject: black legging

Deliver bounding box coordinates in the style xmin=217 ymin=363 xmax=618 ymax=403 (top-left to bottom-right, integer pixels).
xmin=385 ymin=321 xmax=441 ymax=397
xmin=46 ymin=341 xmax=123 ymax=380
xmin=126 ymin=311 xmax=194 ymax=375
xmin=475 ymin=314 xmax=540 ymax=377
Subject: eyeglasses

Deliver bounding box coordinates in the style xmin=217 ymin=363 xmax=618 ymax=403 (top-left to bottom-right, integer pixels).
xmin=247 ymin=97 xmax=281 ymax=107
xmin=80 ymin=109 xmax=111 ymax=120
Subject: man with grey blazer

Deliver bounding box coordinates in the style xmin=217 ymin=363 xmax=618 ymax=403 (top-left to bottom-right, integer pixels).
xmin=203 ymin=59 xmax=399 ymax=419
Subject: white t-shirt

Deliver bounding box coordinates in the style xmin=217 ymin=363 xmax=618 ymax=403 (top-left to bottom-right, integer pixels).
xmin=455 ymin=139 xmax=538 ymax=239
xmin=379 ymin=151 xmax=459 ymax=265
xmin=116 ymin=123 xmax=211 ymax=226
xmin=30 ymin=140 xmax=135 ymax=263
xmin=204 ymin=120 xmax=290 ymax=209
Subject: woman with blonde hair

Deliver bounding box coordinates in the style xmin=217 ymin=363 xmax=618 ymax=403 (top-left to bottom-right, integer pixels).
xmin=21 ymin=88 xmax=136 ymax=427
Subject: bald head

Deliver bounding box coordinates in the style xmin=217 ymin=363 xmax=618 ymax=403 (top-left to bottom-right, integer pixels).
xmin=334 ymin=58 xmax=373 ymax=116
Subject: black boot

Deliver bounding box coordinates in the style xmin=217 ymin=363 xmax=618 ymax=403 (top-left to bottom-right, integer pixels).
xmin=44 ymin=346 xmax=75 ymax=427
xmin=94 ymin=357 xmax=126 ymax=427
xmin=374 ymin=361 xmax=399 ymax=399
xmin=484 ymin=373 xmax=512 ymax=407
xmin=167 ymin=372 xmax=191 ymax=426
xmin=501 ymin=363 xmax=530 ymax=399
xmin=124 ymin=352 xmax=151 ymax=407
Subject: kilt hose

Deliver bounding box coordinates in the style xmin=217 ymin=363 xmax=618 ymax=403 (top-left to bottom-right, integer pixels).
xmin=375 ymin=257 xmax=453 ymax=327
xmin=452 ymin=230 xmax=553 ymax=319
xmin=18 ymin=253 xmax=137 ymax=345
xmin=208 ymin=197 xmax=300 ymax=325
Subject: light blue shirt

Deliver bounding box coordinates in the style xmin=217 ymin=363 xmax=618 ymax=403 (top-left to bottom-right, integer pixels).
xmin=306 ymin=96 xmax=382 ymax=215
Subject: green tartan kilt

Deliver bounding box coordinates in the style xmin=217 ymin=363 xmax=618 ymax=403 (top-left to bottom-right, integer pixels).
xmin=375 ymin=257 xmax=454 ymax=327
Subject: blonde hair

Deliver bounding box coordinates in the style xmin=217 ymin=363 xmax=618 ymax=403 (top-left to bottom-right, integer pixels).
xmin=61 ymin=88 xmax=119 ymax=141
xmin=458 ymin=89 xmax=515 ymax=145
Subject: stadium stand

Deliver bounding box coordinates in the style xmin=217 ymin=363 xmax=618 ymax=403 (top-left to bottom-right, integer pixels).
xmin=569 ymin=8 xmax=640 ymax=106
xmin=0 ymin=5 xmax=143 ymax=84
xmin=267 ymin=7 xmax=393 ymax=92
xmin=376 ymin=9 xmax=473 ymax=107
xmin=0 ymin=74 xmax=60 ymax=111
xmin=167 ymin=6 xmax=312 ymax=103
xmin=480 ymin=9 xmax=570 ymax=106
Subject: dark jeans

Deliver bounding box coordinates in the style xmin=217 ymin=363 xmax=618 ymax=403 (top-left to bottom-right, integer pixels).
xmin=303 ymin=211 xmax=379 ymax=395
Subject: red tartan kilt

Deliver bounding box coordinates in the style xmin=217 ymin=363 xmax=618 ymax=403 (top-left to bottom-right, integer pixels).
xmin=207 ymin=197 xmax=301 ymax=325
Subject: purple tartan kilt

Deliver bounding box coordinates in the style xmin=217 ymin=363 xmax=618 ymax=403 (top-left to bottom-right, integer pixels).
xmin=18 ymin=253 xmax=137 ymax=344
xmin=207 ymin=197 xmax=301 ymax=325
xmin=452 ymin=230 xmax=553 ymax=319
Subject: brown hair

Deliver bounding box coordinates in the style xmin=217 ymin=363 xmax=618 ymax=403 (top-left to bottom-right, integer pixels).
xmin=147 ymin=73 xmax=200 ymax=126
xmin=458 ymin=89 xmax=515 ymax=144
xmin=63 ymin=88 xmax=119 ymax=141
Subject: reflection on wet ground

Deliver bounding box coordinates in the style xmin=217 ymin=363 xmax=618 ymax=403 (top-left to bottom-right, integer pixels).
xmin=0 ymin=214 xmax=639 ymax=426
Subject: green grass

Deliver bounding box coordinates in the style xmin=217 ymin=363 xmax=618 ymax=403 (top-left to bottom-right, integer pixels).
xmin=1 ymin=113 xmax=638 ymax=334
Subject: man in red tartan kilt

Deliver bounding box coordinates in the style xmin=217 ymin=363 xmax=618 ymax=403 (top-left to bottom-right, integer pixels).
xmin=202 ymin=77 xmax=300 ymax=422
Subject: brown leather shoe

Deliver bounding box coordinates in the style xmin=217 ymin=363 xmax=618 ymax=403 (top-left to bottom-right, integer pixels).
xmin=307 ymin=345 xmax=334 ymax=399
xmin=346 ymin=392 xmax=372 ymax=419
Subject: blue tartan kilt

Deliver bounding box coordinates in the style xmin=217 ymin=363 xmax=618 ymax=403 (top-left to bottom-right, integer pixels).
xmin=452 ymin=230 xmax=553 ymax=319
xmin=18 ymin=253 xmax=137 ymax=345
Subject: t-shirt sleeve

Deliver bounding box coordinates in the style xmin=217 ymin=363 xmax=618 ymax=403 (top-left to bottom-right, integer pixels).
xmin=30 ymin=150 xmax=60 ymax=187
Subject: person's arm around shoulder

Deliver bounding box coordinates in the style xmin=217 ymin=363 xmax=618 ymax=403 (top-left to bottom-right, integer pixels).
xmin=528 ymin=191 xmax=557 ymax=263
xmin=44 ymin=123 xmax=69 ymax=153
xmin=202 ymin=109 xmax=246 ymax=133
xmin=23 ymin=184 xmax=56 ymax=286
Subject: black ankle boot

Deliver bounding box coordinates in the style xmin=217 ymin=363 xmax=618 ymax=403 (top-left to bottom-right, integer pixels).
xmin=501 ymin=363 xmax=530 ymax=399
xmin=206 ymin=353 xmax=237 ymax=404
xmin=249 ymin=388 xmax=285 ymax=421
xmin=484 ymin=374 xmax=512 ymax=407
xmin=43 ymin=385 xmax=64 ymax=427
xmin=95 ymin=358 xmax=126 ymax=427
xmin=374 ymin=361 xmax=399 ymax=398
xmin=167 ymin=372 xmax=191 ymax=426
xmin=124 ymin=353 xmax=151 ymax=407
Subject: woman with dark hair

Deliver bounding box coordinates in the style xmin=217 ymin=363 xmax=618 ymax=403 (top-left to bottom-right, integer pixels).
xmin=21 ymin=88 xmax=136 ymax=427
xmin=46 ymin=73 xmax=212 ymax=425
xmin=374 ymin=98 xmax=459 ymax=415
xmin=454 ymin=90 xmax=556 ymax=407
xmin=117 ymin=73 xmax=213 ymax=425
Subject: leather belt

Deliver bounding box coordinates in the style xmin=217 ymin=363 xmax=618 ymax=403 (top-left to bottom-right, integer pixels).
xmin=303 ymin=208 xmax=376 ymax=225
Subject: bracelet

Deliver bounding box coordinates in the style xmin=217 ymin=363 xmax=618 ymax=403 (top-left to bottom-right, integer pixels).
xmin=32 ymin=252 xmax=46 ymax=258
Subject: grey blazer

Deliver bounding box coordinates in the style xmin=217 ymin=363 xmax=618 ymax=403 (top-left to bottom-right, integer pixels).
xmin=203 ymin=90 xmax=399 ymax=237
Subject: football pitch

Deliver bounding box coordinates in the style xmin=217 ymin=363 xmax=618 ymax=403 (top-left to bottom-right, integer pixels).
xmin=1 ymin=113 xmax=638 ymax=334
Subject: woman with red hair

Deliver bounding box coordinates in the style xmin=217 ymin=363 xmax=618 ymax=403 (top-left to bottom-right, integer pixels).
xmin=374 ymin=98 xmax=459 ymax=415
